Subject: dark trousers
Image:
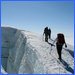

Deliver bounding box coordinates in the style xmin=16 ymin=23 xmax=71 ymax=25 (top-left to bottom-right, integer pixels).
xmin=45 ymin=34 xmax=48 ymax=42
xmin=49 ymin=34 xmax=51 ymax=39
xmin=56 ymin=43 xmax=63 ymax=60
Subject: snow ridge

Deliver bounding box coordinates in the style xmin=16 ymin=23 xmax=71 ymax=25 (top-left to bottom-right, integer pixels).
xmin=1 ymin=27 xmax=74 ymax=74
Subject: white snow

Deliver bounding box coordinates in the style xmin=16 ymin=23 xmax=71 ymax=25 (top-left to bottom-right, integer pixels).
xmin=1 ymin=27 xmax=74 ymax=74
xmin=1 ymin=66 xmax=7 ymax=74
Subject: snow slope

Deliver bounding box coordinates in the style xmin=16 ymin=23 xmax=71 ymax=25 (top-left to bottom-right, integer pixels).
xmin=1 ymin=27 xmax=74 ymax=74
xmin=1 ymin=66 xmax=7 ymax=74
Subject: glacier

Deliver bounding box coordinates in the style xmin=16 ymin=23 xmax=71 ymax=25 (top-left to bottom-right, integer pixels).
xmin=1 ymin=27 xmax=74 ymax=74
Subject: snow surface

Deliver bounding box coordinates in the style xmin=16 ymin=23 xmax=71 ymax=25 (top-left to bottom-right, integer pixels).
xmin=1 ymin=66 xmax=7 ymax=74
xmin=1 ymin=27 xmax=74 ymax=74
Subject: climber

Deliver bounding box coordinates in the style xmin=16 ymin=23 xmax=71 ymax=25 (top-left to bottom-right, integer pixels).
xmin=43 ymin=27 xmax=49 ymax=42
xmin=53 ymin=33 xmax=67 ymax=60
xmin=48 ymin=28 xmax=51 ymax=39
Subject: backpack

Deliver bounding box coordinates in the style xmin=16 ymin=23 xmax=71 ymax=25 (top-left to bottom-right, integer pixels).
xmin=57 ymin=33 xmax=65 ymax=44
xmin=44 ymin=27 xmax=48 ymax=34
xmin=48 ymin=29 xmax=51 ymax=34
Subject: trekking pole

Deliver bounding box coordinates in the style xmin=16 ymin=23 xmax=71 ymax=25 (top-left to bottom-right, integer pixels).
xmin=42 ymin=34 xmax=44 ymax=41
xmin=49 ymin=45 xmax=52 ymax=54
xmin=48 ymin=42 xmax=55 ymax=54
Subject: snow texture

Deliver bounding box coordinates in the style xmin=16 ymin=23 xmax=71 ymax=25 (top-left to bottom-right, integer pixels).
xmin=1 ymin=27 xmax=74 ymax=74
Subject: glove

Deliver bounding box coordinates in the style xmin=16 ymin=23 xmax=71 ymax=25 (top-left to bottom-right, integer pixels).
xmin=65 ymin=44 xmax=67 ymax=48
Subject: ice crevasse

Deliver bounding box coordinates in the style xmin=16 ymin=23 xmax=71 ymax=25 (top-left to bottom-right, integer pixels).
xmin=1 ymin=27 xmax=74 ymax=74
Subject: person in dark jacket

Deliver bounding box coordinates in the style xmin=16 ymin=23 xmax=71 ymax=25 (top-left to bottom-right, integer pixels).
xmin=48 ymin=28 xmax=51 ymax=39
xmin=43 ymin=27 xmax=49 ymax=42
xmin=53 ymin=33 xmax=67 ymax=60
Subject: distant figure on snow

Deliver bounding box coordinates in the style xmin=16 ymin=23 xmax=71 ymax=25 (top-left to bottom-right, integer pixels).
xmin=48 ymin=28 xmax=51 ymax=39
xmin=43 ymin=27 xmax=49 ymax=42
xmin=53 ymin=33 xmax=67 ymax=60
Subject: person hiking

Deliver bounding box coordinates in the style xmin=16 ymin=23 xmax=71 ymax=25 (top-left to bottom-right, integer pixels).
xmin=43 ymin=27 xmax=49 ymax=42
xmin=48 ymin=28 xmax=51 ymax=39
xmin=53 ymin=33 xmax=67 ymax=60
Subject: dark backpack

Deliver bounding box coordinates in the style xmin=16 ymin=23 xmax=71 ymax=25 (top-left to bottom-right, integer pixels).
xmin=44 ymin=27 xmax=48 ymax=34
xmin=57 ymin=33 xmax=65 ymax=44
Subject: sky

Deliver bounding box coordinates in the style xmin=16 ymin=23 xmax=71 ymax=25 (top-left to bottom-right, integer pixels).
xmin=1 ymin=1 xmax=74 ymax=45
